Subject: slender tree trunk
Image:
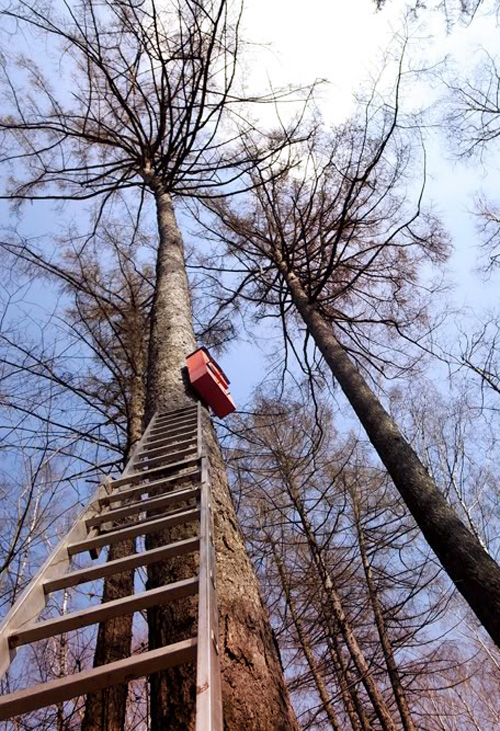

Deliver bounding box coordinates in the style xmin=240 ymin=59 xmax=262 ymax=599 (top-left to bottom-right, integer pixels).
xmin=279 ymin=260 xmax=500 ymax=649
xmin=353 ymin=499 xmax=417 ymax=731
xmin=145 ymin=189 xmax=298 ymax=730
xmin=81 ymin=547 xmax=137 ymax=730
xmin=319 ymin=570 xmax=396 ymax=731
xmin=327 ymin=633 xmax=372 ymax=731
xmin=56 ymin=591 xmax=68 ymax=731
xmin=82 ymin=334 xmax=146 ymax=731
xmin=272 ymin=547 xmax=342 ymax=731
xmin=281 ymin=464 xmax=396 ymax=731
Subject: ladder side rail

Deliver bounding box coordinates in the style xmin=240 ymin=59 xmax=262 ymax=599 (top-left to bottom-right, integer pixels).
xmin=196 ymin=456 xmax=223 ymax=731
xmin=197 ymin=401 xmax=203 ymax=459
xmin=0 ymin=481 xmax=108 ymax=679
xmin=80 ymin=412 xmax=160 ymax=542
xmin=108 ymin=410 xmax=160 ymax=519
xmin=207 ymin=462 xmax=223 ymax=730
xmin=122 ymin=411 xmax=163 ymax=477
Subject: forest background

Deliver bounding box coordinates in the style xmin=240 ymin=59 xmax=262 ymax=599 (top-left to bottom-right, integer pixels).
xmin=2 ymin=0 xmax=500 ymax=729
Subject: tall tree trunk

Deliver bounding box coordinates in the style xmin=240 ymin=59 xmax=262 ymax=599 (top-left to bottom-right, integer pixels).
xmin=82 ymin=328 xmax=146 ymax=731
xmin=145 ymin=189 xmax=298 ymax=730
xmin=56 ymin=590 xmax=69 ymax=731
xmin=327 ymin=633 xmax=372 ymax=731
xmin=279 ymin=260 xmax=500 ymax=649
xmin=317 ymin=561 xmax=396 ymax=731
xmin=353 ymin=497 xmax=417 ymax=731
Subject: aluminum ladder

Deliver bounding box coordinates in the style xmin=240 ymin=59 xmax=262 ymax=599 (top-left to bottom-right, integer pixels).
xmin=0 ymin=402 xmax=222 ymax=729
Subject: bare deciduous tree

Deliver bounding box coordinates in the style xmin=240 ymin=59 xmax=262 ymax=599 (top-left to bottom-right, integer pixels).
xmin=200 ymin=77 xmax=500 ymax=649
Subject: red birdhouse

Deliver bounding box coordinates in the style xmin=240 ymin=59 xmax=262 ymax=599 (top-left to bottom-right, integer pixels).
xmin=186 ymin=347 xmax=236 ymax=418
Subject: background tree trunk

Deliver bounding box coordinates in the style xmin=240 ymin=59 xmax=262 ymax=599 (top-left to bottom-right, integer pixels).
xmin=353 ymin=496 xmax=417 ymax=731
xmin=80 ymin=539 xmax=136 ymax=731
xmin=82 ymin=367 xmax=145 ymax=731
xmin=281 ymin=464 xmax=396 ymax=731
xmin=145 ymin=190 xmax=298 ymax=730
xmin=280 ymin=262 xmax=500 ymax=650
xmin=328 ymin=634 xmax=372 ymax=731
xmin=272 ymin=546 xmax=342 ymax=731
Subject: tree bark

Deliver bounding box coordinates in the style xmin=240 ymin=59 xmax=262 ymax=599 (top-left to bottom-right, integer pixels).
xmin=279 ymin=260 xmax=500 ymax=650
xmin=145 ymin=189 xmax=298 ymax=730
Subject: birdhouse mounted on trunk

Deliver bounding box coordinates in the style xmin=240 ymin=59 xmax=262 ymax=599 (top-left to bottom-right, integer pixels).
xmin=186 ymin=347 xmax=236 ymax=418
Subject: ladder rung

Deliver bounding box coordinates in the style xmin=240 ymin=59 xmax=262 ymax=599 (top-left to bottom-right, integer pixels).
xmin=153 ymin=412 xmax=197 ymax=428
xmin=9 ymin=577 xmax=199 ymax=648
xmin=147 ymin=415 xmax=198 ymax=439
xmin=145 ymin=426 xmax=197 ymax=443
xmin=111 ymin=455 xmax=199 ymax=489
xmin=155 ymin=406 xmax=197 ymax=423
xmin=0 ymin=637 xmax=197 ymax=720
xmin=95 ymin=503 xmax=190 ymax=536
xmin=99 ymin=469 xmax=200 ymax=506
xmin=144 ymin=430 xmax=198 ymax=454
xmin=158 ymin=405 xmax=197 ymax=419
xmin=44 ymin=536 xmax=200 ymax=594
xmin=138 ymin=435 xmax=196 ymax=458
xmin=147 ymin=424 xmax=197 ymax=443
xmin=68 ymin=507 xmax=200 ymax=556
xmin=87 ymin=485 xmax=201 ymax=528
xmin=146 ymin=424 xmax=197 ymax=444
xmin=152 ymin=409 xmax=197 ymax=424
xmin=134 ymin=445 xmax=198 ymax=470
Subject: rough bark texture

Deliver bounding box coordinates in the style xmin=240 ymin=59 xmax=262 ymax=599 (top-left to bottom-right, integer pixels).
xmin=280 ymin=262 xmax=500 ymax=650
xmin=145 ymin=190 xmax=298 ymax=730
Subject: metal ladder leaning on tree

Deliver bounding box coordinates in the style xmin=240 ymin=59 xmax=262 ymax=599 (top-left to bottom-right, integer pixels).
xmin=0 ymin=401 xmax=223 ymax=729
